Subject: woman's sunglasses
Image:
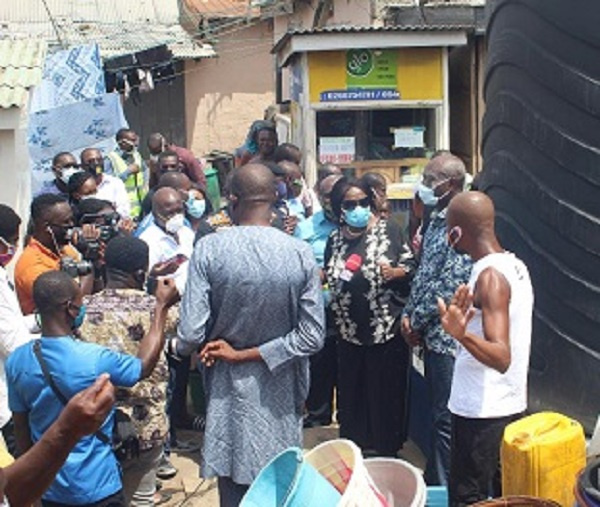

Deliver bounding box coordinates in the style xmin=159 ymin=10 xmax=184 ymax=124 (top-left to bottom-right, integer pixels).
xmin=342 ymin=197 xmax=369 ymax=211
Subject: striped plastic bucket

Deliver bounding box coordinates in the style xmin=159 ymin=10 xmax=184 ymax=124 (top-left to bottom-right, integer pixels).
xmin=304 ymin=439 xmax=387 ymax=507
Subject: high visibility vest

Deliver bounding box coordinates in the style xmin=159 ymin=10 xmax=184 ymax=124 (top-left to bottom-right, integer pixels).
xmin=107 ymin=151 xmax=147 ymax=218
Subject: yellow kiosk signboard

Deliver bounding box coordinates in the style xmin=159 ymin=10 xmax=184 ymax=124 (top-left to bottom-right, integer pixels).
xmin=308 ymin=47 xmax=444 ymax=103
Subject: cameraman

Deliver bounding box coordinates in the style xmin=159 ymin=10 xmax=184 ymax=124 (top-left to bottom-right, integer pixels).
xmin=15 ymin=194 xmax=97 ymax=315
xmin=72 ymin=198 xmax=135 ymax=290
xmin=75 ymin=198 xmax=135 ymax=237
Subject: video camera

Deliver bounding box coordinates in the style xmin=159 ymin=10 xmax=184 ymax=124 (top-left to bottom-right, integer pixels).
xmin=69 ymin=212 xmax=121 ymax=261
xmin=60 ymin=257 xmax=93 ymax=278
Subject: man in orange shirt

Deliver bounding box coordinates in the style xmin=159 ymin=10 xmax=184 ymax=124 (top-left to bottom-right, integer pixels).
xmin=15 ymin=194 xmax=87 ymax=315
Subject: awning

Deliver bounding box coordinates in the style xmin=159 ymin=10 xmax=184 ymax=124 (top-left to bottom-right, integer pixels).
xmin=273 ymin=25 xmax=469 ymax=66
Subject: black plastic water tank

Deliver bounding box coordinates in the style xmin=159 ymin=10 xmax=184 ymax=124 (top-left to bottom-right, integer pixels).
xmin=480 ymin=0 xmax=600 ymax=431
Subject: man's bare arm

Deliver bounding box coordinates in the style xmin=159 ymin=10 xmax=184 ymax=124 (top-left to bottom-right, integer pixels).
xmin=12 ymin=412 xmax=32 ymax=457
xmin=136 ymin=278 xmax=179 ymax=378
xmin=439 ymin=270 xmax=511 ymax=373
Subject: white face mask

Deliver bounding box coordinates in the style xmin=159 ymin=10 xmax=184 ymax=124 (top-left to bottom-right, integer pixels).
xmin=165 ymin=213 xmax=185 ymax=234
xmin=80 ymin=194 xmax=97 ymax=201
xmin=0 ymin=495 xmax=10 ymax=506
xmin=60 ymin=167 xmax=81 ymax=185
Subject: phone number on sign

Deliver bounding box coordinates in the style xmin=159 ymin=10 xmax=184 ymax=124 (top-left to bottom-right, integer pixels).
xmin=320 ymin=89 xmax=400 ymax=102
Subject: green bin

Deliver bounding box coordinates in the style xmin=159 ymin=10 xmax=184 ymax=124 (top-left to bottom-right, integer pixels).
xmin=204 ymin=166 xmax=221 ymax=211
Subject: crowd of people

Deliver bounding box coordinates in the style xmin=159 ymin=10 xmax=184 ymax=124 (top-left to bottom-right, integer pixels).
xmin=0 ymin=120 xmax=533 ymax=507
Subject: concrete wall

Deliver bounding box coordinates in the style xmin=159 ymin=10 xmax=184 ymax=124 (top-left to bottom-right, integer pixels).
xmin=185 ymin=20 xmax=276 ymax=155
xmin=0 ymin=107 xmax=31 ymax=228
xmin=274 ymin=0 xmax=373 ymax=41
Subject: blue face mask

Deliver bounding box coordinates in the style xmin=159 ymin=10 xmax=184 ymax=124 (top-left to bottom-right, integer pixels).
xmin=185 ymin=195 xmax=206 ymax=218
xmin=417 ymin=183 xmax=439 ymax=207
xmin=71 ymin=304 xmax=87 ymax=329
xmin=344 ymin=206 xmax=371 ymax=228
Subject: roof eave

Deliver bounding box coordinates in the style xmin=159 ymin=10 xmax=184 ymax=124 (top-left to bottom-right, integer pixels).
xmin=274 ymin=28 xmax=469 ymax=66
xmin=386 ymin=4 xmax=488 ymax=33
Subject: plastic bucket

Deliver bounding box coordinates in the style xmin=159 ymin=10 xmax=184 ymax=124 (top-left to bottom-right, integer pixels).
xmin=576 ymin=460 xmax=600 ymax=506
xmin=426 ymin=486 xmax=448 ymax=507
xmin=241 ymin=447 xmax=341 ymax=507
xmin=304 ymin=439 xmax=386 ymax=507
xmin=364 ymin=458 xmax=426 ymax=507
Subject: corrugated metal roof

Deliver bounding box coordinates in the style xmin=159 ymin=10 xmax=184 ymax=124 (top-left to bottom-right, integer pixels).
xmin=385 ymin=3 xmax=487 ymax=34
xmin=287 ymin=24 xmax=472 ymax=35
xmin=380 ymin=0 xmax=485 ymax=5
xmin=0 ymin=39 xmax=46 ymax=109
xmin=0 ymin=0 xmax=215 ymax=60
xmin=273 ymin=23 xmax=471 ymax=54
xmin=184 ymin=0 xmax=257 ymax=17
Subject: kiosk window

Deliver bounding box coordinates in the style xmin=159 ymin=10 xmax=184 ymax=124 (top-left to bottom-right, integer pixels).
xmin=317 ymin=108 xmax=437 ymax=161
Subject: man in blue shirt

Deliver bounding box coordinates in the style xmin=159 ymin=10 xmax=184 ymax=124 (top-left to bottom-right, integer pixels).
xmin=7 ymin=268 xmax=178 ymax=506
xmin=34 ymin=152 xmax=82 ymax=199
xmin=3 ymin=374 xmax=116 ymax=506
xmin=294 ymin=174 xmax=341 ymax=266
xmin=295 ymin=174 xmax=341 ymax=427
xmin=401 ymin=153 xmax=473 ymax=487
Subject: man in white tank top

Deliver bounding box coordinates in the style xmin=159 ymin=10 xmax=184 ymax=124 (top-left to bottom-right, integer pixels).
xmin=437 ymin=192 xmax=533 ymax=506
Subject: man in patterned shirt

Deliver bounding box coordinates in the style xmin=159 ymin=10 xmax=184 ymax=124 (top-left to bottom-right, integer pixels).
xmin=401 ymin=153 xmax=473 ymax=486
xmin=80 ymin=236 xmax=178 ymax=506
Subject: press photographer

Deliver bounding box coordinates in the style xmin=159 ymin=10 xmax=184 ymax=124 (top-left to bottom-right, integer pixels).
xmin=14 ymin=194 xmax=99 ymax=314
xmin=70 ymin=198 xmax=136 ymax=288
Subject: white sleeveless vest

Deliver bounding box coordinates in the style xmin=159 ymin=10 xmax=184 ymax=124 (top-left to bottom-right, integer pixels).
xmin=448 ymin=252 xmax=533 ymax=418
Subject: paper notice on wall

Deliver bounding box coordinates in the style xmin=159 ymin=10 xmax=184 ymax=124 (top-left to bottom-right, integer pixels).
xmin=394 ymin=127 xmax=425 ymax=148
xmin=319 ymin=137 xmax=355 ymax=164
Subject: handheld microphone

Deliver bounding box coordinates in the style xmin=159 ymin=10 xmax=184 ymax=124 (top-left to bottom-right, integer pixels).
xmin=339 ymin=254 xmax=363 ymax=284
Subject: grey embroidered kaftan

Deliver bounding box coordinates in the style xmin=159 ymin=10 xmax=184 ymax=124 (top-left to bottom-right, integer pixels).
xmin=177 ymin=226 xmax=325 ymax=484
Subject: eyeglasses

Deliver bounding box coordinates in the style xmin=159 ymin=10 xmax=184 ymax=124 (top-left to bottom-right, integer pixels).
xmin=84 ymin=158 xmax=103 ymax=166
xmin=341 ymin=197 xmax=369 ymax=211
xmin=422 ymin=176 xmax=451 ymax=190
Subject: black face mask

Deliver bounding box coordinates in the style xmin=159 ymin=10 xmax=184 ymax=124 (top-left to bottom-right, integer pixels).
xmin=84 ymin=163 xmax=103 ymax=176
xmin=47 ymin=224 xmax=72 ymax=247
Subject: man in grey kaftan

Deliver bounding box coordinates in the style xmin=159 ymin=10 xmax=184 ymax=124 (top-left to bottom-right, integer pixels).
xmin=176 ymin=164 xmax=325 ymax=501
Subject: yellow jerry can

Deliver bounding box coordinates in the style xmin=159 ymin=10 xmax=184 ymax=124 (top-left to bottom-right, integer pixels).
xmin=501 ymin=412 xmax=586 ymax=506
